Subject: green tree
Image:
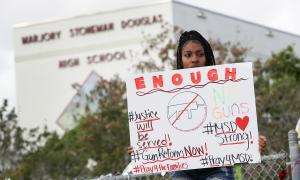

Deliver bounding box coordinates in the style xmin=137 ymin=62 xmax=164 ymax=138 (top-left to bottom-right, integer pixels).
xmin=1 ymin=76 xmax=129 ymax=179
xmin=0 ymin=99 xmax=22 ymax=173
xmin=255 ymin=46 xmax=300 ymax=152
xmin=0 ymin=99 xmax=49 ymax=178
xmin=79 ymin=76 xmax=129 ymax=175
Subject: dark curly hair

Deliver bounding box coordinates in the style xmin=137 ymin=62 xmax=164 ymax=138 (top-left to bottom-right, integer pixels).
xmin=176 ymin=30 xmax=215 ymax=69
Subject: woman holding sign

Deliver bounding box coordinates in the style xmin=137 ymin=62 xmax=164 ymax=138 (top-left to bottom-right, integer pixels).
xmin=128 ymin=30 xmax=266 ymax=179
xmin=173 ymin=31 xmax=266 ymax=179
xmin=171 ymin=30 xmax=233 ymax=179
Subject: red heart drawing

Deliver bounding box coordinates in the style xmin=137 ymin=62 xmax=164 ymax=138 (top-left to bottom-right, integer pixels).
xmin=236 ymin=116 xmax=249 ymax=131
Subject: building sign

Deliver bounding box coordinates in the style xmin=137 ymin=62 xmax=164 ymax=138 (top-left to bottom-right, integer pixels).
xmin=19 ymin=14 xmax=163 ymax=46
xmin=22 ymin=31 xmax=62 ymax=44
xmin=58 ymin=50 xmax=128 ymax=69
xmin=69 ymin=22 xmax=114 ymax=37
xmin=126 ymin=62 xmax=261 ymax=174
xmin=121 ymin=14 xmax=163 ymax=29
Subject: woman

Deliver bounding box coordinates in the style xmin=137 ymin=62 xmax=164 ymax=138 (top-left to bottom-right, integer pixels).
xmin=172 ymin=30 xmax=266 ymax=179
xmin=128 ymin=30 xmax=266 ymax=179
xmin=171 ymin=30 xmax=234 ymax=179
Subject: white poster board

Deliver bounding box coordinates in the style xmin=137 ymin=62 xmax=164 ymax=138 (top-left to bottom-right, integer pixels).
xmin=126 ymin=62 xmax=261 ymax=174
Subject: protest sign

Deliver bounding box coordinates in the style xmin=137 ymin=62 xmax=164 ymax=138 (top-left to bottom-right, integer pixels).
xmin=126 ymin=62 xmax=261 ymax=174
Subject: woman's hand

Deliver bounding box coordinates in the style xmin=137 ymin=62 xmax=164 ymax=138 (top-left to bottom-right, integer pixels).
xmin=259 ymin=135 xmax=267 ymax=154
xmin=128 ymin=146 xmax=133 ymax=155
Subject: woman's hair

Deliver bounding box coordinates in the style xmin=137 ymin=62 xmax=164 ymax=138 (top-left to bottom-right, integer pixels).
xmin=176 ymin=30 xmax=215 ymax=69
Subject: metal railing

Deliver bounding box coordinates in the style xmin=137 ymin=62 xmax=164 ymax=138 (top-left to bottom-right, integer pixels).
xmin=80 ymin=130 xmax=300 ymax=180
xmin=94 ymin=152 xmax=290 ymax=180
xmin=236 ymin=151 xmax=289 ymax=180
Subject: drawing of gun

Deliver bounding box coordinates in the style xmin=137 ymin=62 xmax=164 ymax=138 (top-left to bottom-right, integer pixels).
xmin=168 ymin=102 xmax=204 ymax=120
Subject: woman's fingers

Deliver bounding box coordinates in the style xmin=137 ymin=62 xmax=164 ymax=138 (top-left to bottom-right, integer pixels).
xmin=128 ymin=146 xmax=134 ymax=155
xmin=259 ymin=135 xmax=267 ymax=153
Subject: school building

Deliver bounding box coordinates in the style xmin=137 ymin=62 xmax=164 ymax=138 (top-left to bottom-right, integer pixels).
xmin=13 ymin=0 xmax=300 ymax=133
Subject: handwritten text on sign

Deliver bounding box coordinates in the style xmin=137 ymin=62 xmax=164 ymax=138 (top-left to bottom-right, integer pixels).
xmin=126 ymin=63 xmax=260 ymax=174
